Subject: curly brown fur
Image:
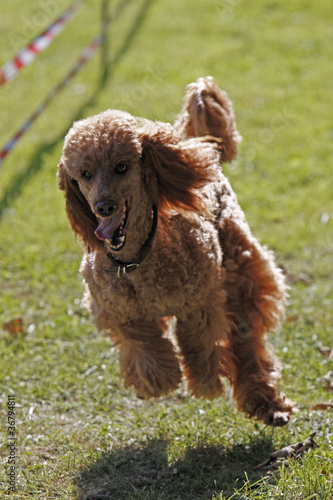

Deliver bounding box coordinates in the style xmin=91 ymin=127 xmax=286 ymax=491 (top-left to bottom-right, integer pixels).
xmin=174 ymin=76 xmax=242 ymax=162
xmin=58 ymin=77 xmax=296 ymax=426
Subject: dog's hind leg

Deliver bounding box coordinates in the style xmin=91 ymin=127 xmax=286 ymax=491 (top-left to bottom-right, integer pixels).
xmin=220 ymin=218 xmax=296 ymax=426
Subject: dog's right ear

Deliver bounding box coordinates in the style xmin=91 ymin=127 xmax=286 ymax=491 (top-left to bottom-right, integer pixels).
xmin=57 ymin=160 xmax=102 ymax=251
xmin=138 ymin=122 xmax=215 ymax=215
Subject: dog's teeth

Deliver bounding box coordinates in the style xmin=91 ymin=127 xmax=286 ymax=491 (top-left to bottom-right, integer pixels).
xmin=117 ymin=236 xmax=125 ymax=247
xmin=119 ymin=204 xmax=127 ymax=231
xmin=116 ymin=236 xmax=125 ymax=248
xmin=107 ymin=234 xmax=126 ymax=251
xmin=121 ymin=208 xmax=126 ymax=224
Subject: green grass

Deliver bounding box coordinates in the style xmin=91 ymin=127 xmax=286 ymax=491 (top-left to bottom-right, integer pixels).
xmin=1 ymin=0 xmax=333 ymax=498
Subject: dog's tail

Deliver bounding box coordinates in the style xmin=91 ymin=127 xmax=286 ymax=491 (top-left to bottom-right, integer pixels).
xmin=174 ymin=76 xmax=242 ymax=163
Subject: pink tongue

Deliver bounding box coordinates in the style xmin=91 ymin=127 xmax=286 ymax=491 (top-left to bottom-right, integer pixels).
xmin=94 ymin=208 xmax=124 ymax=241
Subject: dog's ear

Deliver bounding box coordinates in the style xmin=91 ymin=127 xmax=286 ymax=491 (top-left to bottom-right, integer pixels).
xmin=138 ymin=121 xmax=214 ymax=214
xmin=57 ymin=160 xmax=102 ymax=251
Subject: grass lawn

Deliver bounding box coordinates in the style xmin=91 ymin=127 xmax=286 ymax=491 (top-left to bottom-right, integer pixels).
xmin=0 ymin=0 xmax=332 ymax=498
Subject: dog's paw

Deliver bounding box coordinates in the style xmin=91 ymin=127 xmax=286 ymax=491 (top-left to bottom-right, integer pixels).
xmin=256 ymin=395 xmax=297 ymax=427
xmin=124 ymin=353 xmax=183 ymax=399
xmin=263 ymin=409 xmax=291 ymax=427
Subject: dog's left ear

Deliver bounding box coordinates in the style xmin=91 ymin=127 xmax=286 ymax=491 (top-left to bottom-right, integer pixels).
xmin=138 ymin=121 xmax=214 ymax=213
xmin=58 ymin=159 xmax=102 ymax=251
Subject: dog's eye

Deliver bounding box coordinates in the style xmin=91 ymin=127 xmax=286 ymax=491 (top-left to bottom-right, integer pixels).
xmin=115 ymin=163 xmax=128 ymax=175
xmin=82 ymin=170 xmax=93 ymax=180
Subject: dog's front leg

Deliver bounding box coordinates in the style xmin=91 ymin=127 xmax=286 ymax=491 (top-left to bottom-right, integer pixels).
xmin=175 ymin=300 xmax=231 ymax=400
xmin=114 ymin=319 xmax=182 ymax=399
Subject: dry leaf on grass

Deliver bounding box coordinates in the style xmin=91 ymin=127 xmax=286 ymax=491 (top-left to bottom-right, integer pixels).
xmin=283 ymin=269 xmax=313 ymax=285
xmin=286 ymin=314 xmax=299 ymax=323
xmin=317 ymin=345 xmax=333 ymax=360
xmin=2 ymin=317 xmax=26 ymax=338
xmin=255 ymin=433 xmax=319 ymax=471
xmin=310 ymin=403 xmax=333 ymax=411
xmin=323 ymin=371 xmax=333 ymax=392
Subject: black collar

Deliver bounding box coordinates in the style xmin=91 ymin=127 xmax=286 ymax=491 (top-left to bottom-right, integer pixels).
xmin=106 ymin=205 xmax=158 ymax=277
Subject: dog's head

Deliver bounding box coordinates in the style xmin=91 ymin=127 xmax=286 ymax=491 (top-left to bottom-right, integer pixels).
xmin=58 ymin=110 xmax=215 ymax=252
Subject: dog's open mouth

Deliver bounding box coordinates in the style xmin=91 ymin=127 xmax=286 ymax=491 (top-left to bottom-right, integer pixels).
xmin=94 ymin=198 xmax=131 ymax=251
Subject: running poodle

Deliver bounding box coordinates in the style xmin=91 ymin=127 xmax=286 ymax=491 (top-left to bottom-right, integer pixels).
xmin=58 ymin=77 xmax=296 ymax=426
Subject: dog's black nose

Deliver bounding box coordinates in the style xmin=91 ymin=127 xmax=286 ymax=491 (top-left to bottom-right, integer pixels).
xmin=95 ymin=200 xmax=116 ymax=217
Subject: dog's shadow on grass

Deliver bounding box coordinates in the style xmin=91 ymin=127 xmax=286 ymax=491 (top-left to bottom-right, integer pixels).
xmin=76 ymin=436 xmax=273 ymax=500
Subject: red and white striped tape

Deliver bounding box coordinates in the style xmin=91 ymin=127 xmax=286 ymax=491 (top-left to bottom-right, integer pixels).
xmin=0 ymin=0 xmax=81 ymax=87
xmin=0 ymin=34 xmax=103 ymax=165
